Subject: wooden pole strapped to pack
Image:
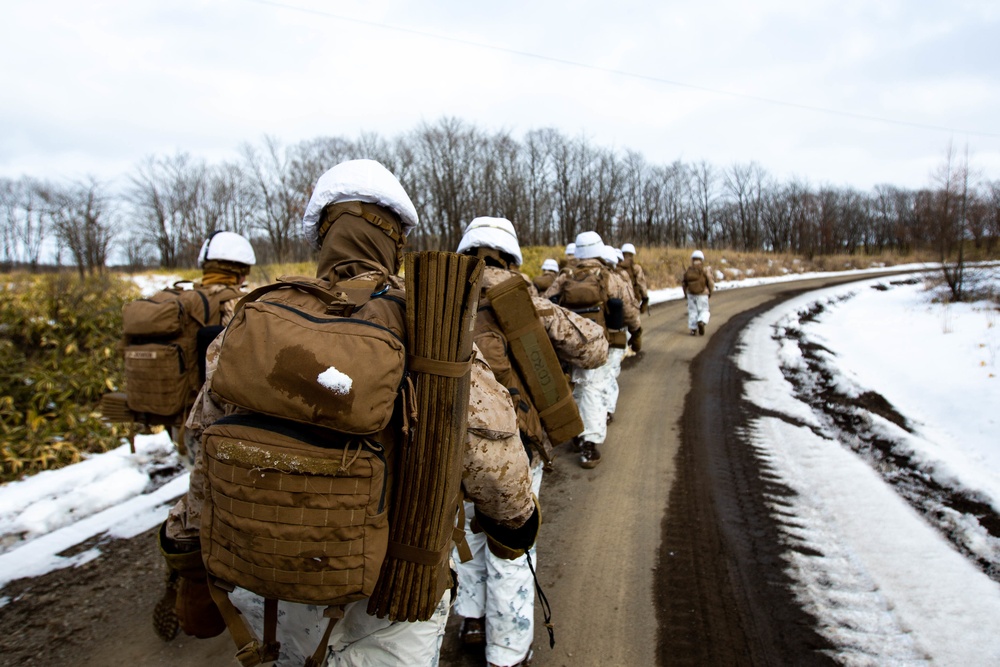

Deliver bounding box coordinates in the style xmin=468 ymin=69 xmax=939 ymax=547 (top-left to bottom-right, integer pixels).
xmin=367 ymin=251 xmax=484 ymax=622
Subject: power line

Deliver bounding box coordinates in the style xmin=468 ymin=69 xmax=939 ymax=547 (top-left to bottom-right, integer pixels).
xmin=241 ymin=0 xmax=999 ymax=140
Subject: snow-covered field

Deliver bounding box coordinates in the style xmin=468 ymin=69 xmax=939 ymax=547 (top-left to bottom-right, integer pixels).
xmin=739 ymin=267 xmax=1000 ymax=664
xmin=1 ymin=264 xmax=998 ymax=666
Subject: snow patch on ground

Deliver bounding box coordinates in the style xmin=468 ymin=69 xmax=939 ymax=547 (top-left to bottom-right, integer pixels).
xmin=739 ymin=269 xmax=1000 ymax=664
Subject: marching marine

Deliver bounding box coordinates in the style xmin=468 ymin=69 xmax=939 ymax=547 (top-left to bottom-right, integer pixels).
xmin=454 ymin=216 xmax=607 ymax=667
xmin=542 ymin=231 xmax=640 ymax=468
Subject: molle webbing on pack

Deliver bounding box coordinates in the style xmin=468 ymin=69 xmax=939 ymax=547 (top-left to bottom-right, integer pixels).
xmin=368 ymin=251 xmax=484 ymax=623
xmin=201 ymin=415 xmax=389 ymax=605
xmin=486 ymin=276 xmax=584 ymax=445
xmin=120 ymin=282 xmax=239 ymax=420
xmin=559 ymin=265 xmax=610 ymax=339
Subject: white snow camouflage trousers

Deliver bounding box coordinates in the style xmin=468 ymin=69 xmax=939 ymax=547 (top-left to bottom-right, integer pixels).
xmin=572 ymin=361 xmax=613 ymax=445
xmin=687 ymin=294 xmax=711 ymax=330
xmin=226 ymin=588 xmax=451 ymax=667
xmin=452 ymin=462 xmax=544 ymax=667
xmin=602 ymin=345 xmax=627 ymax=418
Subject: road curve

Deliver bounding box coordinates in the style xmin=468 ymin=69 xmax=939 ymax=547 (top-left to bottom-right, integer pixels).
xmin=442 ymin=270 xmax=919 ymax=667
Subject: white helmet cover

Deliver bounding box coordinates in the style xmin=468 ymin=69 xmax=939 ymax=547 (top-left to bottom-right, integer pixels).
xmin=301 ymin=159 xmax=419 ymax=247
xmin=615 ymin=248 xmax=625 ymax=262
xmin=456 ymin=216 xmax=523 ymax=266
xmin=198 ymin=231 xmax=256 ymax=267
xmin=541 ymin=258 xmax=559 ymax=272
xmin=691 ymin=249 xmax=705 ymax=261
xmin=573 ymin=231 xmax=604 ymax=260
xmin=621 ymin=243 xmax=636 ymax=255
xmin=600 ymin=244 xmax=619 ymax=266
xmin=565 ymin=242 xmax=576 ymax=256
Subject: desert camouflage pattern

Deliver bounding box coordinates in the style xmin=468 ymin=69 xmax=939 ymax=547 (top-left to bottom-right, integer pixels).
xmin=543 ymin=258 xmax=641 ymax=332
xmin=194 ymin=282 xmax=243 ymax=326
xmin=532 ymin=295 xmax=608 ymax=370
xmin=481 ymin=266 xmax=608 ymax=370
xmin=620 ymin=255 xmax=649 ymax=303
xmin=464 ymin=344 xmax=535 ymax=527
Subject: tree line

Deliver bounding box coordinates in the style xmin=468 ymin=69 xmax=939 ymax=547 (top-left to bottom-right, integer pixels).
xmin=3 ymin=117 xmax=998 ymax=276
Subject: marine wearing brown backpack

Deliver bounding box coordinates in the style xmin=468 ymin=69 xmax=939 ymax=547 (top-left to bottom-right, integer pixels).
xmin=112 ymin=231 xmax=255 ymax=430
xmin=157 ymin=161 xmax=539 ymax=667
xmin=121 ymin=282 xmax=242 ymax=420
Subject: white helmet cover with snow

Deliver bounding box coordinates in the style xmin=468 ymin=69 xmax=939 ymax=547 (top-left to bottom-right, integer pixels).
xmin=573 ymin=231 xmax=604 ymax=260
xmin=198 ymin=231 xmax=257 ymax=267
xmin=301 ymin=159 xmax=419 ymax=248
xmin=541 ymin=258 xmax=559 ymax=272
xmin=691 ymin=249 xmax=705 ymax=261
xmin=621 ymin=243 xmax=636 ymax=255
xmin=456 ymin=216 xmax=523 ymax=266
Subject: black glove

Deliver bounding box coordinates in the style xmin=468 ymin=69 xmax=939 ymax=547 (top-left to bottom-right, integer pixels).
xmin=629 ymin=328 xmax=642 ymax=352
xmin=640 ymin=297 xmax=649 ymax=314
xmin=473 ymin=496 xmax=541 ymax=560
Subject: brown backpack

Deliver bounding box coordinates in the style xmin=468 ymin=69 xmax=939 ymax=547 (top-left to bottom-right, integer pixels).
xmin=121 ymin=282 xmax=240 ymax=419
xmin=200 ymin=275 xmax=407 ymax=666
xmin=684 ymin=265 xmax=708 ymax=294
xmin=558 ymin=265 xmax=609 ymax=325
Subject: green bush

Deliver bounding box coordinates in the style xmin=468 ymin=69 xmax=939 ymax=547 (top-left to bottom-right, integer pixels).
xmin=0 ymin=273 xmax=139 ymax=481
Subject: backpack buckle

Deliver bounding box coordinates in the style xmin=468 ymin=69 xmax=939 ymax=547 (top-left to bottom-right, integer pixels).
xmin=325 ymin=292 xmax=356 ymax=316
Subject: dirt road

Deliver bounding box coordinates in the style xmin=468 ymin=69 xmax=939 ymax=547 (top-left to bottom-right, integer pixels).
xmin=0 ymin=272 xmax=912 ymax=666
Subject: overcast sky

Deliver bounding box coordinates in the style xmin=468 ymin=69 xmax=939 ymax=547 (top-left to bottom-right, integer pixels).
xmin=2 ymin=0 xmax=998 ymax=192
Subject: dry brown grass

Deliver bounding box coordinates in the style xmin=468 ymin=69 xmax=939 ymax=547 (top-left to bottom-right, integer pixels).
xmin=521 ymin=247 xmax=938 ymax=289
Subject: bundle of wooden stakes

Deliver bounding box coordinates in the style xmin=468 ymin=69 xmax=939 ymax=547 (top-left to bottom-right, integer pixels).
xmin=367 ymin=251 xmax=484 ymax=621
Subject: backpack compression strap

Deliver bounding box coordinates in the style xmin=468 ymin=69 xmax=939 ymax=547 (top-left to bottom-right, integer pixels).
xmin=208 ymin=578 xmax=344 ymax=667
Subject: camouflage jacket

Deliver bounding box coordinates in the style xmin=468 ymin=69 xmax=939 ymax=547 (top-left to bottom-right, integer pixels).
xmin=543 ymin=259 xmax=642 ymax=332
xmin=619 ymin=257 xmax=648 ymax=301
xmin=473 ymin=267 xmax=608 ymax=459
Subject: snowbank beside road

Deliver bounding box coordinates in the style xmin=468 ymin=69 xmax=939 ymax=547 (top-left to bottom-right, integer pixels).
xmin=738 ymin=270 xmax=1000 ymax=664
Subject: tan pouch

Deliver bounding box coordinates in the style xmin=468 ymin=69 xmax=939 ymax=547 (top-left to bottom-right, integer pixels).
xmin=211 ymin=278 xmax=406 ymax=434
xmin=486 ymin=276 xmax=584 ymax=445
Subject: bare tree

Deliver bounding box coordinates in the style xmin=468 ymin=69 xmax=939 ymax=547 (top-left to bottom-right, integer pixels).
xmin=761 ymin=183 xmax=793 ymax=252
xmin=689 ymin=161 xmax=718 ymax=249
xmin=127 ymin=154 xmax=196 ymax=268
xmin=408 ymin=118 xmax=485 ymax=251
xmin=987 ymin=180 xmax=1000 ymax=254
xmin=522 ymin=130 xmax=556 ymax=245
xmin=723 ymin=162 xmax=766 ymax=251
xmin=1 ymin=177 xmax=48 ymax=271
xmin=932 ymin=142 xmax=971 ymax=301
xmin=42 ymin=178 xmax=117 ymax=277
xmin=241 ymin=136 xmax=309 ymax=263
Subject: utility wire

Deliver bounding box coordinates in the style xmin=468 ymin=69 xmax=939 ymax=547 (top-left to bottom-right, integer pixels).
xmin=241 ymin=0 xmax=999 ymax=140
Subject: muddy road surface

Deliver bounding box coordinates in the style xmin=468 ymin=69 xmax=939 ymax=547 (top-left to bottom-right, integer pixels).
xmin=0 ymin=272 xmax=914 ymax=666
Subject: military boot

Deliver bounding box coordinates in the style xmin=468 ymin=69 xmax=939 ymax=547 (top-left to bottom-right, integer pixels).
xmin=157 ymin=523 xmax=225 ymax=639
xmin=579 ymin=442 xmax=601 ymax=469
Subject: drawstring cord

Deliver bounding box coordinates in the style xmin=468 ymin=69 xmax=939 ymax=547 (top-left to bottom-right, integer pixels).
xmin=526 ymin=550 xmax=555 ymax=649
